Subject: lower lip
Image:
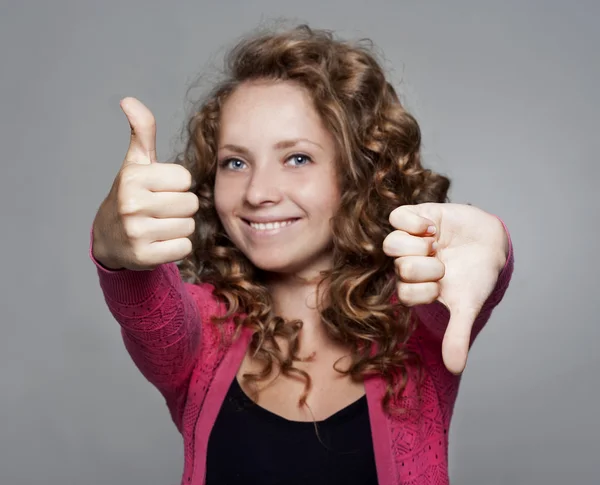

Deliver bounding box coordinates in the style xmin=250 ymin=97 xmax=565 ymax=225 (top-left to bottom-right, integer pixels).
xmin=242 ymin=218 xmax=300 ymax=238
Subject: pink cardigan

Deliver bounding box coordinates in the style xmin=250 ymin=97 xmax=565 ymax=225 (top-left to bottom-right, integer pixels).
xmin=91 ymin=224 xmax=513 ymax=485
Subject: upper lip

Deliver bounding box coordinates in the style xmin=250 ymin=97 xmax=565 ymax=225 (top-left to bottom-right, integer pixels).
xmin=241 ymin=216 xmax=300 ymax=224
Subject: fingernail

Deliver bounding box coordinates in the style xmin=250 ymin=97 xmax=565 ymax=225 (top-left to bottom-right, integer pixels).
xmin=432 ymin=242 xmax=438 ymax=251
xmin=427 ymin=225 xmax=436 ymax=235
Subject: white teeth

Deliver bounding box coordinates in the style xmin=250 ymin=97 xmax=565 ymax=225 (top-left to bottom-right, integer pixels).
xmin=249 ymin=219 xmax=295 ymax=231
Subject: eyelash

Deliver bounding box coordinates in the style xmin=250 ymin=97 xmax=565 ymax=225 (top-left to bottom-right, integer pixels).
xmin=219 ymin=153 xmax=313 ymax=170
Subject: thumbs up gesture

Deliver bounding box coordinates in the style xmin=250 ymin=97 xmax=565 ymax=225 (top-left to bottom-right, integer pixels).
xmin=92 ymin=98 xmax=199 ymax=271
xmin=383 ymin=203 xmax=509 ymax=374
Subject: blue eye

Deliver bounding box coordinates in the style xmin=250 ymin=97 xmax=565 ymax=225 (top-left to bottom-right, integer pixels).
xmin=221 ymin=158 xmax=246 ymax=170
xmin=286 ymin=154 xmax=312 ymax=166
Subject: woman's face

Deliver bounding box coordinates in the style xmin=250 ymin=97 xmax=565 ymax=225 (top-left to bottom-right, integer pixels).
xmin=214 ymin=80 xmax=340 ymax=280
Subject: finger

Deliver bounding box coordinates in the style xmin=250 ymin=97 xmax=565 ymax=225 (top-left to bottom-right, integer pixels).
xmin=126 ymin=217 xmax=196 ymax=242
xmin=395 ymin=281 xmax=439 ymax=307
xmin=144 ymin=163 xmax=193 ymax=192
xmin=121 ymin=97 xmax=157 ymax=166
xmin=389 ymin=205 xmax=437 ymax=236
xmin=135 ymin=238 xmax=194 ymax=269
xmin=394 ymin=256 xmax=445 ymax=283
xmin=146 ymin=192 xmax=200 ymax=218
xmin=383 ymin=231 xmax=437 ymax=257
xmin=121 ymin=163 xmax=193 ymax=192
xmin=441 ymin=310 xmax=478 ymax=375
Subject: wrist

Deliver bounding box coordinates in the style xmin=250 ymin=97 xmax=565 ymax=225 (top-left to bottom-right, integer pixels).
xmin=91 ymin=227 xmax=124 ymax=271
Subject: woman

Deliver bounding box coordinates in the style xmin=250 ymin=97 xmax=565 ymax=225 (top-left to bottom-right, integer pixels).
xmin=91 ymin=24 xmax=513 ymax=485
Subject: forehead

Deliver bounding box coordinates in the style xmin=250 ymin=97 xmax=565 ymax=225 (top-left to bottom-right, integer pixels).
xmin=218 ymin=80 xmax=333 ymax=147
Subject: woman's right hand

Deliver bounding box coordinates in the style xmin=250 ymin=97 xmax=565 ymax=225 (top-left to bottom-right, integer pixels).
xmin=92 ymin=97 xmax=199 ymax=271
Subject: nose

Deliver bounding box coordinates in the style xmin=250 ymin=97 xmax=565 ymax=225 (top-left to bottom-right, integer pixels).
xmin=244 ymin=164 xmax=282 ymax=206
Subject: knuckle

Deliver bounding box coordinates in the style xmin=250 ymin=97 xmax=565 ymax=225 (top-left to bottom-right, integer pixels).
xmin=120 ymin=165 xmax=142 ymax=186
xmin=394 ymin=257 xmax=414 ymax=282
xmin=185 ymin=218 xmax=196 ymax=237
xmin=436 ymin=260 xmax=446 ymax=279
xmin=425 ymin=282 xmax=440 ymax=302
xmin=130 ymin=246 xmax=149 ymax=266
xmin=396 ymin=282 xmax=415 ymax=306
xmin=182 ymin=237 xmax=193 ymax=255
xmin=388 ymin=206 xmax=404 ymax=226
xmin=175 ymin=164 xmax=193 ymax=189
xmin=123 ymin=219 xmax=145 ymax=240
xmin=382 ymin=234 xmax=394 ymax=255
xmin=117 ymin=195 xmax=141 ymax=216
xmin=188 ymin=193 xmax=200 ymax=213
xmin=396 ymin=281 xmax=438 ymax=306
xmin=383 ymin=231 xmax=406 ymax=256
xmin=399 ymin=259 xmax=413 ymax=280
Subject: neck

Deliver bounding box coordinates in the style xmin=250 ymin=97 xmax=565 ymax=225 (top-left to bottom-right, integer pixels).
xmin=265 ymin=271 xmax=331 ymax=346
xmin=262 ymin=271 xmax=354 ymax=370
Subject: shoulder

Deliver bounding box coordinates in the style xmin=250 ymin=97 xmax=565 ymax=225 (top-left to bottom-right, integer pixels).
xmin=182 ymin=281 xmax=224 ymax=321
xmin=183 ymin=280 xmax=239 ymax=354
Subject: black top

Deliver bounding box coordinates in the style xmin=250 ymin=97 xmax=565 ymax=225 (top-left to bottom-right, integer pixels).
xmin=205 ymin=377 xmax=379 ymax=485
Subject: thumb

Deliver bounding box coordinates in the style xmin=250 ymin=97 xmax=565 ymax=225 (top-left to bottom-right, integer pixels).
xmin=441 ymin=307 xmax=478 ymax=375
xmin=120 ymin=97 xmax=157 ymax=166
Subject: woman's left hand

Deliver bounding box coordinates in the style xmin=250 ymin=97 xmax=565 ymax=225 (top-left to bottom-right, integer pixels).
xmin=383 ymin=202 xmax=509 ymax=374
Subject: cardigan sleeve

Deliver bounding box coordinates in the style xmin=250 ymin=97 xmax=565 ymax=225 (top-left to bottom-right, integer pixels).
xmin=89 ymin=228 xmax=209 ymax=429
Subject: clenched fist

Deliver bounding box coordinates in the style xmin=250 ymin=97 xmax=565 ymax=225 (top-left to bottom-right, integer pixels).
xmin=92 ymin=97 xmax=199 ymax=271
xmin=383 ymin=203 xmax=509 ymax=374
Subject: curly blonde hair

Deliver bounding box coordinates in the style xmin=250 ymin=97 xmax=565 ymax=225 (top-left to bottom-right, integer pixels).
xmin=176 ymin=24 xmax=450 ymax=412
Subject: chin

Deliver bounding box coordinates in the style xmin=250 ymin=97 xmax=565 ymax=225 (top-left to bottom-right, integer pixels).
xmin=244 ymin=248 xmax=332 ymax=281
xmin=246 ymin=253 xmax=299 ymax=274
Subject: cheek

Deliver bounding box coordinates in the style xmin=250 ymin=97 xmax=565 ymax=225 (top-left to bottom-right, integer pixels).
xmin=295 ymin=166 xmax=339 ymax=202
xmin=312 ymin=176 xmax=341 ymax=214
xmin=213 ymin=190 xmax=234 ymax=237
xmin=213 ymin=177 xmax=231 ymax=216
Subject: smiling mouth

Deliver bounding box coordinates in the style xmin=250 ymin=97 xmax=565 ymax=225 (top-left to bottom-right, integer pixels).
xmin=242 ymin=218 xmax=300 ymax=231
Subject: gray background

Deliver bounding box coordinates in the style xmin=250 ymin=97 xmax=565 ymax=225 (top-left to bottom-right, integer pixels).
xmin=1 ymin=0 xmax=598 ymax=484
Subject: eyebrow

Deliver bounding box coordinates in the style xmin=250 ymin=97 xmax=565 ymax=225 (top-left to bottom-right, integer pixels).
xmin=219 ymin=138 xmax=324 ymax=155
